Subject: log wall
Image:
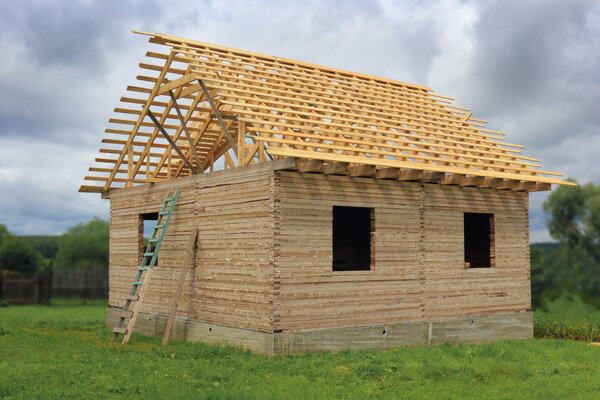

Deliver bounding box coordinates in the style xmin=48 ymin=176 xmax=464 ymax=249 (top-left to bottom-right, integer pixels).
xmin=275 ymin=171 xmax=530 ymax=332
xmin=108 ymin=162 xmax=530 ymax=336
xmin=109 ymin=167 xmax=276 ymax=333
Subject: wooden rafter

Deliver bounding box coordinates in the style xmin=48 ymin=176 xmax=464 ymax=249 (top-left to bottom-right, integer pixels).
xmin=80 ymin=31 xmax=574 ymax=193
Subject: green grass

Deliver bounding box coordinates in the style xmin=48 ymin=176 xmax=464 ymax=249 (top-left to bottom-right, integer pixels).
xmin=1 ymin=304 xmax=600 ymax=399
xmin=49 ymin=297 xmax=108 ymax=307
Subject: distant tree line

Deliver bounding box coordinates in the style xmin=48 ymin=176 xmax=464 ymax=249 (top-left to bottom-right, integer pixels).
xmin=0 ymin=218 xmax=109 ymax=273
xmin=531 ymin=180 xmax=600 ymax=308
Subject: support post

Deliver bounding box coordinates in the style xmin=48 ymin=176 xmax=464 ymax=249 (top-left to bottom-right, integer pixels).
xmin=198 ymin=80 xmax=238 ymax=155
xmin=162 ymin=228 xmax=198 ymax=346
xmin=146 ymin=109 xmax=199 ymax=174
xmin=238 ymin=121 xmax=246 ymax=167
xmin=165 ymin=85 xmax=203 ymax=171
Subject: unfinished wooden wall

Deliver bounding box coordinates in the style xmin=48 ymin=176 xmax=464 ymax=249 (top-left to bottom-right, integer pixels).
xmin=109 ymin=168 xmax=276 ymax=333
xmin=422 ymin=184 xmax=530 ymax=319
xmin=109 ymin=165 xmax=530 ymax=336
xmin=109 ymin=180 xmax=197 ymax=320
xmin=275 ymin=171 xmax=423 ymax=332
xmin=275 ymin=171 xmax=530 ymax=332
xmin=193 ymin=169 xmax=274 ymax=332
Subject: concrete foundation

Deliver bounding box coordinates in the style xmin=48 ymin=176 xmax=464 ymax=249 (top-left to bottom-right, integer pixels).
xmin=107 ymin=308 xmax=533 ymax=355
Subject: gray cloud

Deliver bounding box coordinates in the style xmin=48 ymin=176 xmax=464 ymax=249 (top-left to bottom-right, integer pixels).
xmin=0 ymin=0 xmax=597 ymax=240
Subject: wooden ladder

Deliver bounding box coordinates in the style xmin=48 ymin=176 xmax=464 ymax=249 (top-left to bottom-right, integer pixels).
xmin=112 ymin=190 xmax=179 ymax=344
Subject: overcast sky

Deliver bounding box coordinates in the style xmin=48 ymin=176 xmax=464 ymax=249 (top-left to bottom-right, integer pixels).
xmin=0 ymin=0 xmax=598 ymax=242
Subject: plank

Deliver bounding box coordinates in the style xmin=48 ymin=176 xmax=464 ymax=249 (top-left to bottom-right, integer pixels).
xmin=163 ymin=228 xmax=198 ymax=346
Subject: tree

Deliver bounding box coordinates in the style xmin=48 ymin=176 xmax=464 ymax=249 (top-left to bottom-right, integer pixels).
xmin=0 ymin=224 xmax=9 ymax=244
xmin=0 ymin=225 xmax=43 ymax=273
xmin=541 ymin=181 xmax=600 ymax=307
xmin=20 ymin=236 xmax=59 ymax=259
xmin=54 ymin=218 xmax=109 ymax=269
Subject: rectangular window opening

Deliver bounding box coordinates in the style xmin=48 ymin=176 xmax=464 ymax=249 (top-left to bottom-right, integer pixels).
xmin=139 ymin=212 xmax=159 ymax=267
xmin=332 ymin=206 xmax=373 ymax=271
xmin=464 ymin=212 xmax=495 ymax=268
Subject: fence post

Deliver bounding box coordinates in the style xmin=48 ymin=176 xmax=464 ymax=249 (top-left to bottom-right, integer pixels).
xmin=83 ymin=268 xmax=88 ymax=305
xmin=47 ymin=260 xmax=53 ymax=306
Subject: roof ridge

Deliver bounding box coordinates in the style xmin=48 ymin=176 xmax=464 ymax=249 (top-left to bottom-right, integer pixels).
xmin=133 ymin=30 xmax=433 ymax=92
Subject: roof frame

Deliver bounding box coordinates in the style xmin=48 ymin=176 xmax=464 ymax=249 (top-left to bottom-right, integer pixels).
xmin=80 ymin=32 xmax=574 ymax=194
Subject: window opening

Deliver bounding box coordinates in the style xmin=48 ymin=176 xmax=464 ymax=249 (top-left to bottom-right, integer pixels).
xmin=464 ymin=212 xmax=494 ymax=268
xmin=139 ymin=212 xmax=159 ymax=266
xmin=332 ymin=206 xmax=373 ymax=271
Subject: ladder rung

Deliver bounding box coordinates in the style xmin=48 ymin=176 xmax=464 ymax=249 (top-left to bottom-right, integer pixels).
xmin=133 ymin=281 xmax=144 ymax=286
xmin=120 ymin=310 xmax=133 ymax=318
xmin=143 ymin=252 xmax=155 ymax=257
xmin=155 ymin=224 xmax=165 ymax=229
xmin=149 ymin=238 xmax=159 ymax=243
xmin=158 ymin=211 xmax=169 ymax=215
xmin=126 ymin=295 xmax=139 ymax=301
xmin=138 ymin=267 xmax=150 ymax=271
xmin=164 ymin=197 xmax=175 ymax=202
xmin=113 ymin=327 xmax=127 ymax=334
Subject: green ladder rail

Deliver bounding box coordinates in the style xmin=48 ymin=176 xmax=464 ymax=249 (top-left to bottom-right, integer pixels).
xmin=112 ymin=190 xmax=179 ymax=344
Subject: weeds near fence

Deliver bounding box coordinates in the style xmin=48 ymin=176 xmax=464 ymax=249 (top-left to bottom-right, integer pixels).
xmin=534 ymin=294 xmax=600 ymax=342
xmin=535 ymin=314 xmax=600 ymax=342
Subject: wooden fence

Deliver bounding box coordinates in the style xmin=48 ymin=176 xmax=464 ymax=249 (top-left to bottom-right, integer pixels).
xmin=0 ymin=267 xmax=108 ymax=304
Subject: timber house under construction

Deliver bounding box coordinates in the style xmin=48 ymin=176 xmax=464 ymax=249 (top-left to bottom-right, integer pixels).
xmin=81 ymin=31 xmax=573 ymax=354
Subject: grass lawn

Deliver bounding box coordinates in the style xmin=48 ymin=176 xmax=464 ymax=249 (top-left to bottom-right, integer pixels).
xmin=1 ymin=302 xmax=600 ymax=399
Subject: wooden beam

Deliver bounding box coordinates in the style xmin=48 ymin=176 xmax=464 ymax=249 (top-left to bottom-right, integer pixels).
xmin=156 ymin=73 xmax=200 ymax=95
xmin=460 ymin=176 xmax=485 ymax=187
xmin=103 ymin=51 xmax=175 ymax=191
xmin=296 ymin=159 xmax=324 ymax=173
xmin=375 ymin=167 xmax=400 ymax=179
xmin=442 ymin=174 xmax=466 ymax=185
xmin=348 ymin=164 xmax=376 ymax=177
xmin=528 ymin=182 xmax=551 ymax=192
xmin=122 ymin=268 xmax=154 ymax=344
xmin=198 ymin=80 xmax=238 ymax=155
xmin=513 ymin=181 xmax=537 ymax=192
xmin=238 ymin=121 xmax=246 ymax=167
xmin=324 ymin=162 xmax=348 ymax=175
xmin=78 ymin=185 xmax=105 ymax=193
xmin=211 ymin=114 xmax=237 ymax=120
xmin=397 ymin=170 xmax=424 ymax=181
xmin=165 ymin=85 xmax=203 ymax=171
xmin=422 ymin=172 xmax=445 ymax=183
xmin=146 ymin=109 xmax=199 ymax=174
xmin=481 ymin=178 xmax=503 ymax=188
xmin=156 ymin=89 xmax=209 ymax=179
xmin=162 ymin=228 xmax=198 ymax=346
xmin=497 ymin=179 xmax=521 ymax=190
